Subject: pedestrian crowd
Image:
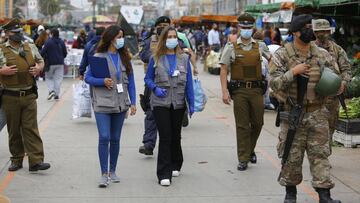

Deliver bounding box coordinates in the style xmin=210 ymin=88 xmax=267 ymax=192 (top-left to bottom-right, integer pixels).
xmin=0 ymin=11 xmax=353 ymax=203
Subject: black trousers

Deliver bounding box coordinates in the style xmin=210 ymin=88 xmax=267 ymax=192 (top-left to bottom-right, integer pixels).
xmin=152 ymin=106 xmax=185 ymax=181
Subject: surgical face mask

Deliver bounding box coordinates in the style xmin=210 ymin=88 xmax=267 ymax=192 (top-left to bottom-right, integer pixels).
xmin=299 ymin=28 xmax=314 ymax=44
xmin=9 ymin=32 xmax=23 ymax=43
xmin=114 ymin=38 xmax=125 ymax=49
xmin=166 ymin=38 xmax=178 ymax=49
xmin=157 ymin=27 xmax=164 ymax=36
xmin=240 ymin=29 xmax=253 ymax=39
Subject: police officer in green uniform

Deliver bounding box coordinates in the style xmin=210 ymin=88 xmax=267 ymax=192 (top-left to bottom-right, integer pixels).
xmin=220 ymin=13 xmax=266 ymax=171
xmin=0 ymin=19 xmax=50 ymax=172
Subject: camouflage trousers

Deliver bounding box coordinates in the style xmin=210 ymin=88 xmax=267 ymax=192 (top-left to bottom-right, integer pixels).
xmin=277 ymin=106 xmax=334 ymax=189
xmin=325 ymin=98 xmax=339 ymax=136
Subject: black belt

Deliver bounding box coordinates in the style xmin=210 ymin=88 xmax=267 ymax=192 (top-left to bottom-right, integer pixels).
xmin=3 ymin=89 xmax=34 ymax=97
xmin=229 ymin=80 xmax=262 ymax=89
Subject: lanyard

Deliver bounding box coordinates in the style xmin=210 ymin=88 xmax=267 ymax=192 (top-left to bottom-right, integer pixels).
xmin=109 ymin=53 xmax=121 ymax=81
xmin=167 ymin=55 xmax=177 ymax=76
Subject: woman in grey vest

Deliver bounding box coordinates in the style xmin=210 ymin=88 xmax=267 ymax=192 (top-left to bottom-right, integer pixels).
xmin=85 ymin=25 xmax=136 ymax=188
xmin=144 ymin=26 xmax=195 ymax=186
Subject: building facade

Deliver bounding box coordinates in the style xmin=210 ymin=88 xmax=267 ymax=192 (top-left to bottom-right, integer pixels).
xmin=211 ymin=0 xmax=261 ymax=15
xmin=0 ymin=0 xmax=13 ymax=18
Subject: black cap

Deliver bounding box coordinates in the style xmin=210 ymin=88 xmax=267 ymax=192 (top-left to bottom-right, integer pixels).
xmin=155 ymin=16 xmax=171 ymax=27
xmin=2 ymin=18 xmax=23 ymax=32
xmin=289 ymin=14 xmax=313 ymax=32
xmin=238 ymin=13 xmax=255 ymax=28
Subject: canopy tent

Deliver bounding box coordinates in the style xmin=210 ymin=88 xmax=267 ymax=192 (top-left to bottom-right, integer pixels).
xmin=180 ymin=16 xmax=201 ymax=24
xmin=0 ymin=18 xmax=42 ymax=26
xmin=82 ymin=15 xmax=115 ymax=24
xmin=200 ymin=15 xmax=238 ymax=23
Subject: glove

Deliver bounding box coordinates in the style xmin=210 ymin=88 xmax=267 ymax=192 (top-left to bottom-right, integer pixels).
xmin=189 ymin=106 xmax=195 ymax=118
xmin=154 ymin=87 xmax=167 ymax=98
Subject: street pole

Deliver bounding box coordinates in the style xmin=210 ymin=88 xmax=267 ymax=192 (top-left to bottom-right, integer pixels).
xmin=92 ymin=0 xmax=96 ymax=28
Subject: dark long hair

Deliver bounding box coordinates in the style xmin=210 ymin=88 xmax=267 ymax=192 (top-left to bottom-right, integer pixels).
xmin=96 ymin=25 xmax=132 ymax=75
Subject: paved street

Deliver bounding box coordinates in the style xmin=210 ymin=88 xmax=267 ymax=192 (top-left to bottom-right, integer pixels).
xmin=0 ymin=60 xmax=359 ymax=203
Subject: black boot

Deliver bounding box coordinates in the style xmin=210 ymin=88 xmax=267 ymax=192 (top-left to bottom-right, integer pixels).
xmin=284 ymin=186 xmax=297 ymax=203
xmin=315 ymin=188 xmax=341 ymax=203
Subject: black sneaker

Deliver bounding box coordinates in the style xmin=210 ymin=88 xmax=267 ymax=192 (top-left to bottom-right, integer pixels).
xmin=237 ymin=162 xmax=248 ymax=171
xmin=8 ymin=162 xmax=23 ymax=171
xmin=54 ymin=95 xmax=59 ymax=100
xmin=139 ymin=146 xmax=153 ymax=155
xmin=250 ymin=152 xmax=257 ymax=164
xmin=29 ymin=162 xmax=51 ymax=172
xmin=47 ymin=91 xmax=55 ymax=100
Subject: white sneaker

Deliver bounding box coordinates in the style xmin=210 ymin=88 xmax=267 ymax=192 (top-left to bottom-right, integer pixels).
xmin=172 ymin=170 xmax=180 ymax=177
xmin=160 ymin=179 xmax=171 ymax=186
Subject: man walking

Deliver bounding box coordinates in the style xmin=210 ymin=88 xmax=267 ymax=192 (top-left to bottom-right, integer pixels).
xmin=313 ymin=19 xmax=352 ymax=153
xmin=41 ymin=28 xmax=67 ymax=100
xmin=269 ymin=14 xmax=341 ymax=203
xmin=0 ymin=18 xmax=50 ymax=172
xmin=138 ymin=16 xmax=171 ymax=155
xmin=220 ymin=13 xmax=267 ymax=171
xmin=208 ymin=23 xmax=221 ymax=52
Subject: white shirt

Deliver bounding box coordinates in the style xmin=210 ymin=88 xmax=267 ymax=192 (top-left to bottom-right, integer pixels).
xmin=208 ymin=29 xmax=220 ymax=45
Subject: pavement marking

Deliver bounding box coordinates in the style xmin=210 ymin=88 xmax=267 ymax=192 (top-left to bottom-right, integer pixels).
xmin=205 ymin=97 xmax=319 ymax=201
xmin=0 ymin=83 xmax=73 ymax=195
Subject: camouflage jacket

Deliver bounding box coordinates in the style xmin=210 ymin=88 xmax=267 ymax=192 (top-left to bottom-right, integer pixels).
xmin=269 ymin=42 xmax=339 ymax=104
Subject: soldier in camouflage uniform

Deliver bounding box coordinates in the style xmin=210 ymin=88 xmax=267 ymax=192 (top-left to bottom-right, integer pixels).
xmin=269 ymin=15 xmax=341 ymax=203
xmin=313 ymin=19 xmax=352 ymax=153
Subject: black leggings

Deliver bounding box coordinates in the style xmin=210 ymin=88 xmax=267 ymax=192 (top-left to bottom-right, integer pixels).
xmin=152 ymin=106 xmax=185 ymax=181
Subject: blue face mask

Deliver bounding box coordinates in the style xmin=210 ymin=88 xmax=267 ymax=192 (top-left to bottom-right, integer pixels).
xmin=166 ymin=38 xmax=178 ymax=49
xmin=240 ymin=29 xmax=253 ymax=39
xmin=114 ymin=38 xmax=125 ymax=49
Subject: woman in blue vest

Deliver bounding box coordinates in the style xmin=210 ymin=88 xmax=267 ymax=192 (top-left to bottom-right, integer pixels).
xmin=85 ymin=25 xmax=136 ymax=188
xmin=145 ymin=26 xmax=195 ymax=186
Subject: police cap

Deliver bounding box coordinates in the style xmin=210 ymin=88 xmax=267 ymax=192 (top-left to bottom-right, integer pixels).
xmin=289 ymin=14 xmax=313 ymax=32
xmin=312 ymin=19 xmax=332 ymax=32
xmin=155 ymin=16 xmax=171 ymax=27
xmin=238 ymin=13 xmax=255 ymax=28
xmin=2 ymin=18 xmax=23 ymax=32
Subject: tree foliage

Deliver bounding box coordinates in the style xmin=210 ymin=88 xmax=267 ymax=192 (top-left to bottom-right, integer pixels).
xmin=38 ymin=0 xmax=61 ymax=22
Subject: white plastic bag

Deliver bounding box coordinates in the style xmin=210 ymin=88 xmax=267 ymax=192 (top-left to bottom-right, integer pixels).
xmin=72 ymin=81 xmax=92 ymax=119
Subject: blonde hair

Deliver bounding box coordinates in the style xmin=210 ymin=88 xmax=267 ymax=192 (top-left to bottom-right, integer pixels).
xmin=153 ymin=26 xmax=183 ymax=65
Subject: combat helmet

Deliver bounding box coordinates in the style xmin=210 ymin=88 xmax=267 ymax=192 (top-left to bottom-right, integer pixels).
xmin=315 ymin=67 xmax=342 ymax=96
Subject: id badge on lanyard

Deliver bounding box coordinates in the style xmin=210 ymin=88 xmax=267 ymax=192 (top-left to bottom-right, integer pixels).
xmin=110 ymin=53 xmax=123 ymax=94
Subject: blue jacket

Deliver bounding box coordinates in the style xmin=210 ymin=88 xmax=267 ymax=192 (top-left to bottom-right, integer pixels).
xmin=79 ymin=36 xmax=101 ymax=76
xmin=41 ymin=37 xmax=67 ymax=66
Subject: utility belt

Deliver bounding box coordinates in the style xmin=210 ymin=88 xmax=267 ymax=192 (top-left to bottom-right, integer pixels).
xmin=276 ymin=102 xmax=323 ymax=125
xmin=3 ymin=88 xmax=35 ymax=97
xmin=227 ymin=80 xmax=267 ymax=98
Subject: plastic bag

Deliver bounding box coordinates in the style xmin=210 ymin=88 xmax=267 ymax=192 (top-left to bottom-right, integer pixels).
xmin=193 ymin=79 xmax=207 ymax=112
xmin=72 ymin=81 xmax=92 ymax=119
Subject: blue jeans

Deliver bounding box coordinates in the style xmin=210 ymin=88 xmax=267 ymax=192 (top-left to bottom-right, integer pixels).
xmin=95 ymin=111 xmax=126 ymax=174
xmin=0 ymin=107 xmax=7 ymax=132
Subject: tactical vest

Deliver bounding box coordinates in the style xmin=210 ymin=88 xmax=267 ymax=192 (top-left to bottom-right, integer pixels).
xmin=230 ymin=42 xmax=262 ymax=81
xmin=92 ymin=53 xmax=131 ymax=113
xmin=0 ymin=43 xmax=35 ymax=88
xmin=150 ymin=53 xmax=188 ymax=110
xmin=278 ymin=43 xmax=323 ymax=106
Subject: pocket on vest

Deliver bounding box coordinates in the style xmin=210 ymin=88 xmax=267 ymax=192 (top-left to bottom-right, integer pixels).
xmin=95 ymin=91 xmax=115 ymax=107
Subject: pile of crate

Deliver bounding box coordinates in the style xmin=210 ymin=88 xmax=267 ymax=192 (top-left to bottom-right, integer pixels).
xmin=333 ymin=118 xmax=360 ymax=148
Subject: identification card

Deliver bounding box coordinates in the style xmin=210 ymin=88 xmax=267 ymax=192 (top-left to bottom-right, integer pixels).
xmin=172 ymin=70 xmax=180 ymax=77
xmin=117 ymin=83 xmax=124 ymax=93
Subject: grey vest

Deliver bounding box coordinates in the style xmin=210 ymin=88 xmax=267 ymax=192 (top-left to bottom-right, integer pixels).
xmin=150 ymin=53 xmax=188 ymax=109
xmin=91 ymin=53 xmax=131 ymax=113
